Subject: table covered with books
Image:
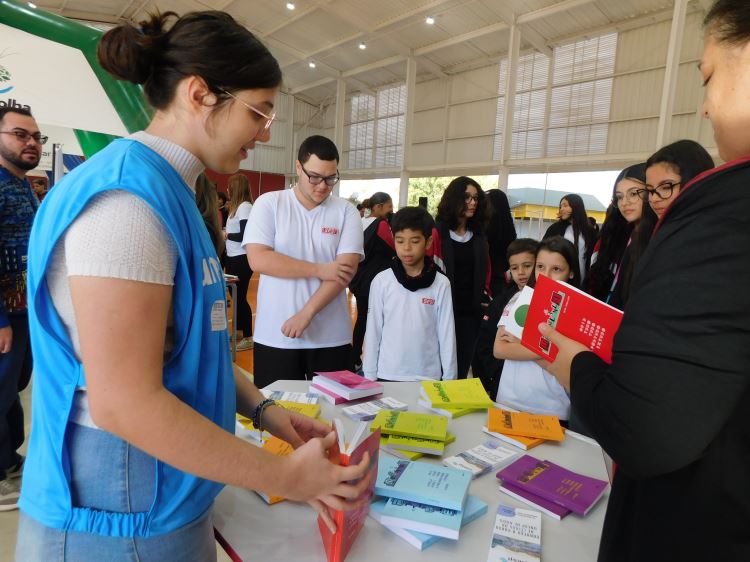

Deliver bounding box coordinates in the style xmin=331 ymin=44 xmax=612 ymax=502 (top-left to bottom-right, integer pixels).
xmin=213 ymin=379 xmax=611 ymax=562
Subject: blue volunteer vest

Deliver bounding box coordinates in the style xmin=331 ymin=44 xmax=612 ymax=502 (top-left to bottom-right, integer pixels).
xmin=20 ymin=139 xmax=235 ymax=537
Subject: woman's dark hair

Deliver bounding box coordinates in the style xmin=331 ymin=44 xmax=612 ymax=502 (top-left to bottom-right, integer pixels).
xmin=298 ymin=135 xmax=339 ymax=164
xmin=705 ymin=0 xmax=750 ymax=45
xmin=645 ymin=139 xmax=715 ymax=189
xmin=485 ymin=189 xmax=517 ymax=274
xmin=391 ymin=206 xmax=435 ymax=238
xmin=532 ymin=236 xmax=581 ymax=289
xmin=436 ymin=176 xmax=487 ymax=231
xmin=195 ymin=173 xmax=224 ymax=255
xmin=97 ymin=11 xmax=281 ymax=111
xmin=586 ymin=163 xmax=646 ymax=300
xmin=366 ymin=192 xmax=392 ymax=208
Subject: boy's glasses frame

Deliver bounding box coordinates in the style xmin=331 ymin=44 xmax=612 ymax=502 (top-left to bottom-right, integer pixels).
xmin=300 ymin=163 xmax=340 ymax=187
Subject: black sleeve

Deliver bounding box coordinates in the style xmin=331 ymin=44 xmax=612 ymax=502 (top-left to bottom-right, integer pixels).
xmin=226 ymin=219 xmax=247 ymax=242
xmin=473 ymin=288 xmax=515 ymax=397
xmin=570 ymin=190 xmax=750 ymax=480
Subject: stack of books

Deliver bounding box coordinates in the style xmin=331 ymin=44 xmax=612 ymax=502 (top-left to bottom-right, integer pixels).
xmin=342 ymin=396 xmax=408 ymax=421
xmin=442 ymin=440 xmax=518 ymax=478
xmin=369 ymin=457 xmax=487 ymax=550
xmin=380 ymin=433 xmax=457 ymax=461
xmin=236 ymin=400 xmax=321 ymax=443
xmin=310 ymin=370 xmax=384 ymax=404
xmin=417 ymin=378 xmax=494 ymax=418
xmin=496 ymin=454 xmax=609 ymax=520
xmin=370 ymin=410 xmax=452 ymax=460
xmin=482 ymin=408 xmax=565 ymax=450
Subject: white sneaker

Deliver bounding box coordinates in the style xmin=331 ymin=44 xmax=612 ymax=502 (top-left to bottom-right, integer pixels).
xmin=236 ymin=337 xmax=254 ymax=351
xmin=0 ymin=478 xmax=20 ymax=512
xmin=6 ymin=455 xmax=24 ymax=480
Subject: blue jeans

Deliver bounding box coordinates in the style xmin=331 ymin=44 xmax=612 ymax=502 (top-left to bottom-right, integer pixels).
xmin=16 ymin=423 xmax=216 ymax=561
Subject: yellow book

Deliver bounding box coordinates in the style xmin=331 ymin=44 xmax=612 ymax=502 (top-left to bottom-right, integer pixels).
xmin=380 ymin=432 xmax=456 ymax=461
xmin=419 ymin=379 xmax=494 ymax=409
xmin=256 ymin=437 xmax=294 ymax=504
xmin=417 ymin=398 xmax=484 ymax=418
xmin=370 ymin=410 xmax=449 ymax=442
xmin=487 ymin=408 xmax=565 ymax=442
xmin=236 ymin=401 xmax=321 ymax=442
xmin=386 ymin=434 xmax=446 ymax=456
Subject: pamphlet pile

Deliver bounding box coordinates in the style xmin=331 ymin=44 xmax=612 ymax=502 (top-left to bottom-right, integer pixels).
xmin=442 ymin=440 xmax=518 ymax=478
xmin=368 ymin=457 xmax=483 ymax=548
xmin=482 ymin=408 xmax=564 ymax=450
xmin=310 ymin=371 xmax=384 ymax=404
xmin=418 ymin=379 xmax=494 ymax=418
xmin=496 ymin=454 xmax=609 ymax=518
xmin=371 ymin=410 xmax=451 ymax=459
xmin=342 ymin=397 xmax=408 ymax=421
xmin=380 ymin=432 xmax=456 ymax=461
xmin=318 ymin=420 xmax=380 ymax=562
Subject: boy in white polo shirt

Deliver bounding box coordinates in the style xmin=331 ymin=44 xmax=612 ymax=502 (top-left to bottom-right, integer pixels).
xmin=243 ymin=136 xmax=363 ymax=387
xmin=363 ymin=207 xmax=457 ymax=381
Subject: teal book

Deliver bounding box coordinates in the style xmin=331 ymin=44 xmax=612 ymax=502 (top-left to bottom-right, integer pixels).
xmin=370 ymin=495 xmax=488 ymax=550
xmin=375 ymin=457 xmax=471 ymax=511
xmin=380 ymin=498 xmax=462 ymax=539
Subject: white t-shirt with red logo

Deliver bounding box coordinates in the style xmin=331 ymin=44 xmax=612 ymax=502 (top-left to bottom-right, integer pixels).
xmin=242 ymin=188 xmax=364 ymax=349
xmin=363 ymin=268 xmax=457 ymax=381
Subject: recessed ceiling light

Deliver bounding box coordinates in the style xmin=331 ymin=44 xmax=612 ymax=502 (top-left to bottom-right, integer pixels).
xmin=308 ymin=61 xmax=316 ymax=68
xmin=286 ymin=2 xmax=295 ymax=10
xmin=425 ymin=15 xmax=435 ymax=25
xmin=27 ymin=2 xmax=37 ymax=7
xmin=358 ymin=41 xmax=367 ymax=50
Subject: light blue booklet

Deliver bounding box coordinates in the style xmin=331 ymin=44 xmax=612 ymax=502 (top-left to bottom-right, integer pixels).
xmin=370 ymin=495 xmax=488 ymax=550
xmin=375 ymin=457 xmax=472 ymax=511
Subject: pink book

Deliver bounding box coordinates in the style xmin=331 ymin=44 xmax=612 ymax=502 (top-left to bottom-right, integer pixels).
xmin=497 ymin=455 xmax=608 ymax=516
xmin=310 ymin=383 xmax=348 ymax=405
xmin=315 ymin=370 xmax=383 ymax=390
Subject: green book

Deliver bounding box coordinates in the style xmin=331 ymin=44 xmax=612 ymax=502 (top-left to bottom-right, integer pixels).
xmin=419 ymin=379 xmax=494 ymax=409
xmin=386 ymin=434 xmax=446 ymax=455
xmin=371 ymin=410 xmax=449 ymax=442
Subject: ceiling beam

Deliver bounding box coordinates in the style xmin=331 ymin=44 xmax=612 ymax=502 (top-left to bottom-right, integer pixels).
xmin=290 ymin=77 xmax=335 ymax=95
xmin=517 ymin=0 xmax=597 ymax=24
xmin=481 ymin=0 xmax=552 ymax=57
xmin=414 ymin=21 xmax=508 ymax=56
xmin=342 ymin=55 xmax=405 ymax=77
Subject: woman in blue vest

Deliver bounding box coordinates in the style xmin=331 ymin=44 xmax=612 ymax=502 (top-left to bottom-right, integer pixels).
xmin=17 ymin=11 xmax=371 ymax=561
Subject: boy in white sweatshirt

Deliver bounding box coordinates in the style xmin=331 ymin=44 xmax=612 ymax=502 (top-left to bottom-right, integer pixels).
xmin=363 ymin=207 xmax=457 ymax=381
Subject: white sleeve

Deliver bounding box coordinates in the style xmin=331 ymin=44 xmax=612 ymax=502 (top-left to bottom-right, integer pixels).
xmin=363 ymin=275 xmax=385 ymax=381
xmin=242 ymin=193 xmax=275 ymax=248
xmin=337 ymin=201 xmax=365 ymax=258
xmin=437 ymin=279 xmax=458 ymax=380
xmin=64 ymin=190 xmax=177 ymax=285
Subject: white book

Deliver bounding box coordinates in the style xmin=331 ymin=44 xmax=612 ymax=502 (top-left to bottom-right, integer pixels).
xmin=487 ymin=505 xmax=542 ymax=562
xmin=342 ymin=397 xmax=408 ymax=421
xmin=481 ymin=426 xmax=541 ymax=451
xmin=442 ymin=441 xmax=518 ymax=478
xmin=260 ymin=389 xmax=319 ymax=404
xmin=498 ymin=484 xmax=569 ymax=521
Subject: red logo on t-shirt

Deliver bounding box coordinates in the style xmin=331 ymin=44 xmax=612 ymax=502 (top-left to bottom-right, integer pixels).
xmin=321 ymin=227 xmax=339 ymax=235
xmin=422 ymin=298 xmax=435 ymax=305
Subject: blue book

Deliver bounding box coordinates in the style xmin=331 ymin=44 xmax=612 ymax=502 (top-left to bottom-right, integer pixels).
xmin=375 ymin=457 xmax=472 ymax=511
xmin=370 ymin=495 xmax=488 ymax=550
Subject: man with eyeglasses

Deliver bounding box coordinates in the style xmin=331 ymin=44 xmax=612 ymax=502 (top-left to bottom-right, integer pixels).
xmin=0 ymin=107 xmax=42 ymax=510
xmin=243 ymin=135 xmax=363 ymax=387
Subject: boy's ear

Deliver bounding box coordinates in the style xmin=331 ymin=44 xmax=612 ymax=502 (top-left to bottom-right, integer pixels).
xmin=425 ymin=235 xmax=433 ymax=250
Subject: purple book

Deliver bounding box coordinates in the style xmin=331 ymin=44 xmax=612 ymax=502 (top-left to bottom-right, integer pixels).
xmin=498 ymin=483 xmax=571 ymax=520
xmin=496 ymin=455 xmax=608 ymax=516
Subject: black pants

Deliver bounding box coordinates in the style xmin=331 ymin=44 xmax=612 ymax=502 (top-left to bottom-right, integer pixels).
xmin=455 ymin=313 xmax=481 ymax=379
xmin=253 ymin=342 xmax=353 ymax=389
xmin=0 ymin=314 xmax=32 ymax=478
xmin=226 ymin=254 xmax=253 ymax=337
xmin=350 ymin=287 xmax=369 ymax=367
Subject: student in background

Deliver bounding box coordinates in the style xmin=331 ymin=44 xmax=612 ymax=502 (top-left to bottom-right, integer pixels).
xmin=474 ymin=238 xmax=538 ymax=398
xmin=17 ymin=13 xmax=371 ymax=559
xmin=543 ymin=193 xmax=594 ymax=283
xmin=363 ymin=206 xmax=456 ymax=382
xmin=349 ymin=192 xmax=395 ymax=371
xmin=643 ymin=139 xmax=714 ymax=220
xmin=194 ymin=173 xmax=224 ymax=255
xmin=217 ymin=191 xmax=229 ymax=227
xmin=493 ymin=236 xmax=580 ymax=420
xmin=586 ymin=164 xmax=656 ymax=309
xmin=537 ymin=2 xmax=749 ymax=557
xmin=484 ymin=189 xmax=517 ymax=297
xmin=431 ymin=176 xmax=491 ymax=379
xmin=225 ymin=173 xmax=255 ymax=351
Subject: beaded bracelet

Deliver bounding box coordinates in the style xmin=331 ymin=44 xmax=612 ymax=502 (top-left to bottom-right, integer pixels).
xmin=252 ymin=398 xmax=278 ymax=432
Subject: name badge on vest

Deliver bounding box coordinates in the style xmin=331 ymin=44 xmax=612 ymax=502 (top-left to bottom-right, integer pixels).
xmin=211 ymin=300 xmax=228 ymax=332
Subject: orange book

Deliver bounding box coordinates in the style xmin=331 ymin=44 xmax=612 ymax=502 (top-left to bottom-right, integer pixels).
xmin=256 ymin=437 xmax=294 ymax=504
xmin=487 ymin=408 xmax=565 ymax=442
xmin=318 ymin=420 xmax=380 ymax=562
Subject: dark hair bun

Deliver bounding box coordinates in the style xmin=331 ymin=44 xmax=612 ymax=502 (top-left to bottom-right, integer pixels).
xmin=97 ymin=12 xmax=176 ymax=85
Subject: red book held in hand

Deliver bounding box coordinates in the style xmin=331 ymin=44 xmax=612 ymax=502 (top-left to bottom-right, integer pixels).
xmin=521 ymin=274 xmax=623 ymax=363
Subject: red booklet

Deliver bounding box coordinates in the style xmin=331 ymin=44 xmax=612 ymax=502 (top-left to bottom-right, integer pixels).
xmin=521 ymin=274 xmax=623 ymax=363
xmin=318 ymin=421 xmax=380 ymax=562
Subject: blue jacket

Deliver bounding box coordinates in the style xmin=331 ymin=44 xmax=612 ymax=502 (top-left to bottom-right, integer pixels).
xmin=20 ymin=139 xmax=235 ymax=536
